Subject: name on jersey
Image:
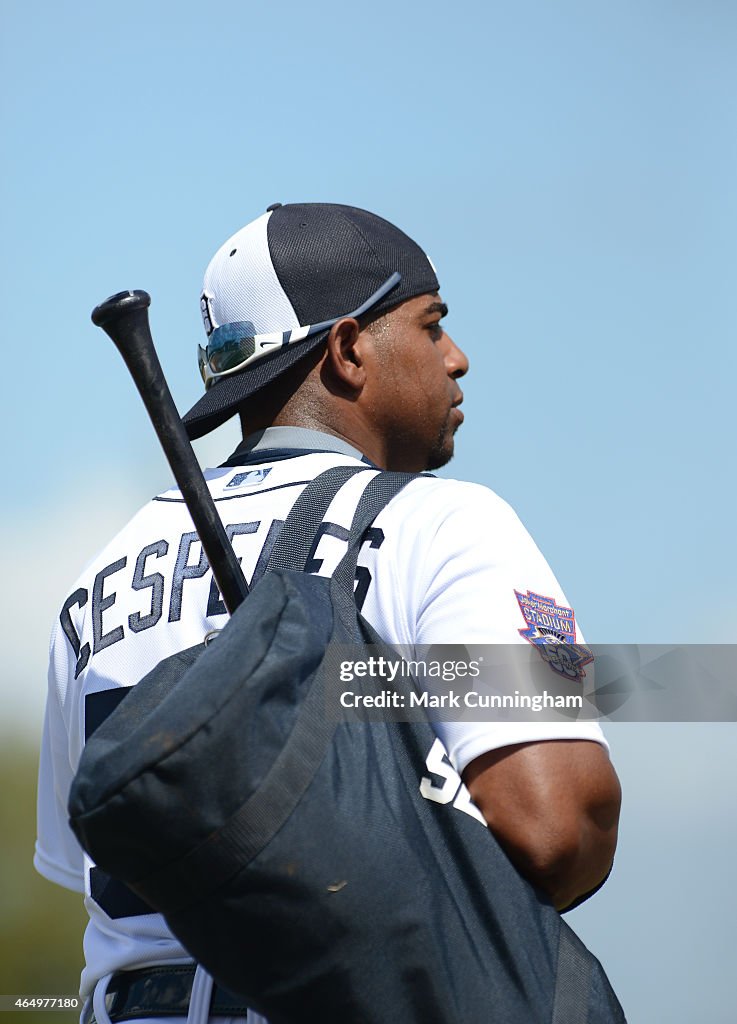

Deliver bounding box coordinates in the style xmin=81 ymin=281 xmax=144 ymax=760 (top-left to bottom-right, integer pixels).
xmin=60 ymin=518 xmax=384 ymax=679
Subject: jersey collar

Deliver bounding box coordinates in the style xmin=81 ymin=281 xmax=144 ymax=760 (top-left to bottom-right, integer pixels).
xmin=222 ymin=426 xmax=377 ymax=468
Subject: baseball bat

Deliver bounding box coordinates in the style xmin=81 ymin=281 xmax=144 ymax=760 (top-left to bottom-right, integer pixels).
xmin=91 ymin=289 xmax=249 ymax=614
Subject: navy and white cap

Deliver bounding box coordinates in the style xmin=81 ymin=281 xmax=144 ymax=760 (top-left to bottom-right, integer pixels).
xmin=183 ymin=202 xmax=440 ymax=439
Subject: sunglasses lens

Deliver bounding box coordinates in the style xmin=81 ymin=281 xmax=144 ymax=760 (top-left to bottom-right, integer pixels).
xmin=206 ymin=324 xmax=257 ymax=375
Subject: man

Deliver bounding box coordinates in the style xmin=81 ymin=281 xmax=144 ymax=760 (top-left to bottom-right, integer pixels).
xmin=36 ymin=203 xmax=621 ymax=1024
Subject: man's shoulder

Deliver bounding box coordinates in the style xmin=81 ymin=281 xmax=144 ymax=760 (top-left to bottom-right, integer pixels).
xmin=366 ymin=475 xmax=536 ymax=571
xmin=385 ymin=474 xmax=517 ymax=525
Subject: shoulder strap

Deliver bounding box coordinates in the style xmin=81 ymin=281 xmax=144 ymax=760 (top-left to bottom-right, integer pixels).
xmin=262 ymin=465 xmax=373 ymax=575
xmin=330 ymin=470 xmax=421 ymax=624
xmin=263 ymin=464 xmax=423 ymax=615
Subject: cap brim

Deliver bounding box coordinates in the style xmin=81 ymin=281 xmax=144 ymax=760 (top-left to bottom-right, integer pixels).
xmin=182 ymin=332 xmax=330 ymax=440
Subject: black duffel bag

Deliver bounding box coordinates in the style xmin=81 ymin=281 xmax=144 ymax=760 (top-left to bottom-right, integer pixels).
xmin=69 ymin=467 xmax=626 ymax=1023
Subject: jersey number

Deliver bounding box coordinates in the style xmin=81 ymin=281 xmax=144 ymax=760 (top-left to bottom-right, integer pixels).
xmin=419 ymin=738 xmax=486 ymax=825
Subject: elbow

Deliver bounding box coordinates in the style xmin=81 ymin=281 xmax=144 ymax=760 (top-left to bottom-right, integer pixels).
xmin=521 ymin=816 xmax=619 ymax=911
xmin=463 ymin=739 xmax=622 ymax=911
xmin=513 ymin=781 xmax=622 ymax=911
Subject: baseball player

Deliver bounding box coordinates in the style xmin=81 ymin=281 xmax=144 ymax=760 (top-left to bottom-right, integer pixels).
xmin=36 ymin=203 xmax=621 ymax=1024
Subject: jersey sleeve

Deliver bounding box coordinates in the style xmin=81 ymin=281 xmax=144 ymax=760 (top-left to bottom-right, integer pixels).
xmin=34 ymin=623 xmax=86 ymax=894
xmin=409 ymin=481 xmax=610 ymax=773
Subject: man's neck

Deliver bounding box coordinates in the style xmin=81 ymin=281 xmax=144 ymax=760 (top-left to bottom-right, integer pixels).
xmin=238 ymin=426 xmax=368 ymax=462
xmin=239 ymin=405 xmax=392 ymax=466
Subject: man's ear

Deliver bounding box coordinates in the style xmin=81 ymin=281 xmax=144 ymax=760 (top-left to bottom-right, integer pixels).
xmin=322 ymin=317 xmax=368 ymax=394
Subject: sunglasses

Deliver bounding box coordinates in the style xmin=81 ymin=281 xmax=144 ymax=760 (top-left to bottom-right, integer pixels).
xmin=198 ymin=271 xmax=402 ymax=389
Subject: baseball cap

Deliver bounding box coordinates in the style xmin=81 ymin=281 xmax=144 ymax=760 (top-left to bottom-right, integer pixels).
xmin=182 ymin=202 xmax=440 ymax=439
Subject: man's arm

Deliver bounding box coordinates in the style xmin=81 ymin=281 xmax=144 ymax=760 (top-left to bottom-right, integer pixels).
xmin=462 ymin=739 xmax=621 ymax=912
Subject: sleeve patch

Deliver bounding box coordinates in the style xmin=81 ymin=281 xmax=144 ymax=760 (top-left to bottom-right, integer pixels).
xmin=514 ymin=590 xmax=594 ymax=679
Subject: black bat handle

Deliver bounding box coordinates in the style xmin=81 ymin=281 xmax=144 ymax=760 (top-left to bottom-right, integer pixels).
xmin=91 ymin=290 xmax=249 ymax=614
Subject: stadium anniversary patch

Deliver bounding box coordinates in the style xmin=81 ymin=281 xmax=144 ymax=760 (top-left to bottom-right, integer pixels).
xmin=514 ymin=590 xmax=594 ymax=680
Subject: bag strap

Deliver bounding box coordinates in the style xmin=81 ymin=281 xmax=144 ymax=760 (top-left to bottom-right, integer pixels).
xmin=262 ymin=464 xmax=374 ymax=575
xmin=263 ymin=464 xmax=424 ymax=583
xmin=330 ymin=470 xmax=422 ymax=626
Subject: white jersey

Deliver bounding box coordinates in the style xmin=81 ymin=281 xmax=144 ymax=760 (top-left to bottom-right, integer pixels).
xmin=35 ymin=429 xmax=607 ymax=1003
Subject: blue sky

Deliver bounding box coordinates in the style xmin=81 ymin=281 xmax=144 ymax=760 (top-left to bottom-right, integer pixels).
xmin=2 ymin=2 xmax=735 ymax=1020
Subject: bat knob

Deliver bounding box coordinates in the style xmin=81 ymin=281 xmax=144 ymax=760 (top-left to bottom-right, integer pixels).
xmin=91 ymin=289 xmax=151 ymax=327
